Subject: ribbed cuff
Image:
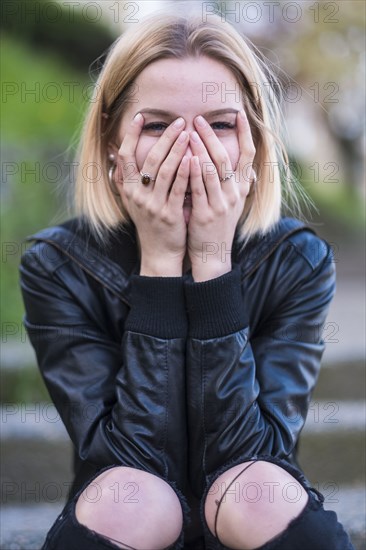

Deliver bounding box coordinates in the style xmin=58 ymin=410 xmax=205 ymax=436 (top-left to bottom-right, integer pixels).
xmin=184 ymin=263 xmax=247 ymax=339
xmin=125 ymin=275 xmax=188 ymax=338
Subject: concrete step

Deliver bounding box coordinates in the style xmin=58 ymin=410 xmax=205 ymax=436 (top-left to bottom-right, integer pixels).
xmin=313 ymin=361 xmax=365 ymax=401
xmin=1 ymin=350 xmax=365 ymax=548
xmin=1 ymin=488 xmax=365 ymax=550
xmin=1 ymin=504 xmax=63 ymax=550
xmin=1 ymin=400 xmax=364 ymax=441
xmin=2 ymin=429 xmax=364 ymax=497
xmin=2 ymin=297 xmax=365 ymax=371
xmin=1 ymin=412 xmax=365 ymax=549
xmin=2 ymin=430 xmax=364 ymax=489
xmin=2 ymin=347 xmax=365 ymax=402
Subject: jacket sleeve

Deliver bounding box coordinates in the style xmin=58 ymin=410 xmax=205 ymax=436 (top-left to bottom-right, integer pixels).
xmin=19 ymin=241 xmax=187 ymax=487
xmin=183 ymin=233 xmax=336 ymax=494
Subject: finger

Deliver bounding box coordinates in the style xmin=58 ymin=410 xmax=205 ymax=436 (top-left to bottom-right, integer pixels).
xmin=189 ymin=131 xmax=222 ymax=208
xmin=236 ymin=109 xmax=256 ymax=196
xmin=193 ymin=116 xmax=238 ymax=204
xmin=153 ymin=130 xmax=189 ymax=203
xmin=168 ymin=155 xmax=189 ymax=211
xmin=117 ymin=113 xmax=144 ymax=189
xmin=193 ymin=116 xmax=232 ymax=180
xmin=190 ymin=156 xmax=207 ymax=211
xmin=141 ymin=117 xmax=186 ymax=184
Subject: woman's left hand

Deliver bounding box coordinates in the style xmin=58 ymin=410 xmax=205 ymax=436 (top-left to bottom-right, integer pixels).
xmin=187 ymin=109 xmax=256 ymax=282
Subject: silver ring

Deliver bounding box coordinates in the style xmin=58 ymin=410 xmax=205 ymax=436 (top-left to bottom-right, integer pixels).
xmin=220 ymin=172 xmax=235 ymax=183
xmin=140 ymin=171 xmax=156 ymax=185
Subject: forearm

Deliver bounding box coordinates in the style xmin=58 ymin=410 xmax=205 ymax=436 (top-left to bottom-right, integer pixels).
xmin=116 ymin=273 xmax=188 ymax=486
xmin=184 ymin=263 xmax=253 ymax=491
xmin=183 ymin=260 xmax=328 ymax=496
xmin=20 ymin=246 xmax=188 ymax=486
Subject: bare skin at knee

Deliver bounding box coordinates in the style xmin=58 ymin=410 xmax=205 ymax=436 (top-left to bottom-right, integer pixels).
xmin=204 ymin=460 xmax=309 ymax=550
xmin=75 ymin=466 xmax=183 ymax=550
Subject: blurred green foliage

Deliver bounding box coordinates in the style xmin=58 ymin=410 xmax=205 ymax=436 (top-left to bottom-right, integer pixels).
xmin=1 ymin=32 xmax=89 ymax=329
xmin=1 ymin=0 xmax=114 ymax=338
xmin=305 ymin=183 xmax=365 ymax=231
xmin=1 ymin=0 xmax=114 ymax=72
xmin=1 ymin=1 xmax=364 ymax=343
xmin=2 ymin=33 xmax=88 ymax=146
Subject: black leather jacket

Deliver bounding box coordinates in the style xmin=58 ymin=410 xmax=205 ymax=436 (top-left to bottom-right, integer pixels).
xmin=19 ymin=216 xmax=335 ymax=508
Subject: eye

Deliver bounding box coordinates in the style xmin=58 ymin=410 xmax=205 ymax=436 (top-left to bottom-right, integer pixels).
xmin=142 ymin=122 xmax=168 ymax=133
xmin=211 ymin=121 xmax=236 ymax=130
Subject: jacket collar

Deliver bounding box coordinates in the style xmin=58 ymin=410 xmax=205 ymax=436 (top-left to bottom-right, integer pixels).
xmin=24 ymin=217 xmax=312 ymax=300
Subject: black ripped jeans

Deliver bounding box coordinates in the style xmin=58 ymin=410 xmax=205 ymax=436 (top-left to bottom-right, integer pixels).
xmin=41 ymin=457 xmax=354 ymax=550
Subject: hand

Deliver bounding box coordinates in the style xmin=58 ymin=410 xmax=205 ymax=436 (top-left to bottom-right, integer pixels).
xmin=116 ymin=113 xmax=190 ymax=277
xmin=187 ymin=110 xmax=256 ymax=281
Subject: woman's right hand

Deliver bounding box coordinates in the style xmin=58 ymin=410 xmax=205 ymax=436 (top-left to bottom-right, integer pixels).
xmin=117 ymin=113 xmax=189 ymax=277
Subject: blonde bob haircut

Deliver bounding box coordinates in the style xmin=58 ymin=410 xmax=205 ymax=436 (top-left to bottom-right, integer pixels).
xmin=73 ymin=7 xmax=302 ymax=247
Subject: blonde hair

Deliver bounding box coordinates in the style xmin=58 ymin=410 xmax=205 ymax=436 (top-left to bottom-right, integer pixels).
xmin=72 ymin=7 xmax=302 ymax=247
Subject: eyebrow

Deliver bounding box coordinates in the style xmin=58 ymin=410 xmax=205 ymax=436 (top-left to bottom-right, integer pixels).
xmin=137 ymin=108 xmax=239 ymax=117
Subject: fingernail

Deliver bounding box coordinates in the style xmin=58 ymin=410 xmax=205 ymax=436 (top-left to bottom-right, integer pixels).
xmin=190 ymin=131 xmax=200 ymax=143
xmin=193 ymin=156 xmax=200 ymax=167
xmin=134 ymin=112 xmax=143 ymax=123
xmin=178 ymin=131 xmax=188 ymax=143
xmin=195 ymin=115 xmax=206 ymax=127
xmin=173 ymin=117 xmax=185 ymax=128
xmin=239 ymin=109 xmax=246 ymax=119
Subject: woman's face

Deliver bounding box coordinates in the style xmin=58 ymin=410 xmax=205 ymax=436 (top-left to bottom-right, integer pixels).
xmin=114 ymin=55 xmax=243 ymax=181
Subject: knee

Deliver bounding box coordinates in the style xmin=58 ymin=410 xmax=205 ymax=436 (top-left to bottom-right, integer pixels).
xmin=204 ymin=460 xmax=309 ymax=550
xmin=75 ymin=466 xmax=183 ymax=549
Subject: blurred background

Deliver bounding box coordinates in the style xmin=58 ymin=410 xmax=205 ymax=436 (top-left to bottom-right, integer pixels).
xmin=1 ymin=0 xmax=365 ymax=548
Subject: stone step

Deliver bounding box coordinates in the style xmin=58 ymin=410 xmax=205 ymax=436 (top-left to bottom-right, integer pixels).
xmin=1 ymin=439 xmax=73 ymax=506
xmin=1 ymin=399 xmax=365 ymax=442
xmin=2 ymin=432 xmax=364 ymax=496
xmin=1 ymin=503 xmax=64 ymax=550
xmin=1 ymin=351 xmax=364 ymax=548
xmin=2 ymin=352 xmax=364 ymax=404
xmin=1 ymin=487 xmax=365 ymax=550
xmin=2 ymin=413 xmax=365 ymax=496
xmin=1 ymin=426 xmax=365 ymax=548
xmin=2 ymin=320 xmax=365 ymax=371
xmin=312 ymin=361 xmax=365 ymax=401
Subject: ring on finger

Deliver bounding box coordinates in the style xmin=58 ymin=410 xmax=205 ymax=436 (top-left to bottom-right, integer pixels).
xmin=140 ymin=171 xmax=156 ymax=185
xmin=219 ymin=172 xmax=235 ymax=183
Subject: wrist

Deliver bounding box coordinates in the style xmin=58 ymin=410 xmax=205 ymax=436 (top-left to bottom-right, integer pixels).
xmin=184 ymin=262 xmax=247 ymax=338
xmin=125 ymin=274 xmax=188 ymax=338
xmin=140 ymin=258 xmax=183 ymax=277
xmin=191 ymin=260 xmax=232 ymax=282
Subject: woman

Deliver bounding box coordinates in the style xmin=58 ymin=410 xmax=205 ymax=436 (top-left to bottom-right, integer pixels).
xmin=19 ymin=8 xmax=354 ymax=550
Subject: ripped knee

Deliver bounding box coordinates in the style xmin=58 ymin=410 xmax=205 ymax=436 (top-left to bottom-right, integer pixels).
xmin=204 ymin=460 xmax=309 ymax=550
xmin=75 ymin=466 xmax=183 ymax=550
